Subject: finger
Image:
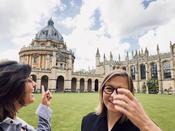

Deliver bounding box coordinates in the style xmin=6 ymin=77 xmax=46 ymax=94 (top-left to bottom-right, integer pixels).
xmin=112 ymin=99 xmax=128 ymax=110
xmin=117 ymin=88 xmax=135 ymax=101
xmin=46 ymin=90 xmax=52 ymax=99
xmin=113 ymin=94 xmax=130 ymax=104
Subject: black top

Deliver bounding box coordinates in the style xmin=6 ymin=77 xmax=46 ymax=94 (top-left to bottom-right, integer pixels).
xmin=81 ymin=112 xmax=140 ymax=131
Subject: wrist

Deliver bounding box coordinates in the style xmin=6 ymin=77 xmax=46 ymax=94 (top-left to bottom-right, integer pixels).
xmin=140 ymin=120 xmax=161 ymax=131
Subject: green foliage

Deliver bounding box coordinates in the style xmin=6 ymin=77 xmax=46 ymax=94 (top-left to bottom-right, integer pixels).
xmin=147 ymin=79 xmax=159 ymax=94
xmin=18 ymin=93 xmax=175 ymax=131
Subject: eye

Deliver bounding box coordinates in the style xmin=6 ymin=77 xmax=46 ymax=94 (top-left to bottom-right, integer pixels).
xmin=26 ymin=78 xmax=33 ymax=83
xmin=105 ymin=86 xmax=113 ymax=92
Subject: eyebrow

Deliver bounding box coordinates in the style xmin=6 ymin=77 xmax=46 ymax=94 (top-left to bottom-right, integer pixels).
xmin=105 ymin=84 xmax=128 ymax=89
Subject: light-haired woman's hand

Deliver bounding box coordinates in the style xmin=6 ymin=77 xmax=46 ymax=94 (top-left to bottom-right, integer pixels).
xmin=41 ymin=85 xmax=52 ymax=106
xmin=112 ymin=88 xmax=161 ymax=131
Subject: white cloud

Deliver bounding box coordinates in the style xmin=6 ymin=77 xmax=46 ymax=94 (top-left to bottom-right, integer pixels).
xmin=0 ymin=0 xmax=61 ymax=61
xmin=1 ymin=0 xmax=175 ymax=71
xmin=64 ymin=0 xmax=130 ymax=70
xmin=138 ymin=19 xmax=175 ymax=54
xmin=0 ymin=48 xmax=19 ymax=61
xmin=98 ymin=0 xmax=175 ymax=38
xmin=63 ymin=0 xmax=175 ymax=70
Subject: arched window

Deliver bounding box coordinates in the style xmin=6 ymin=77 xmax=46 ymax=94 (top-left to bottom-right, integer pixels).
xmin=140 ymin=64 xmax=146 ymax=80
xmin=80 ymin=78 xmax=85 ymax=92
xmin=56 ymin=76 xmax=64 ymax=92
xmin=41 ymin=75 xmax=49 ymax=91
xmin=151 ymin=63 xmax=157 ymax=79
xmin=163 ymin=62 xmax=171 ymax=79
xmin=94 ymin=79 xmax=99 ymax=92
xmin=71 ymin=77 xmax=77 ymax=92
xmin=130 ymin=65 xmax=135 ymax=80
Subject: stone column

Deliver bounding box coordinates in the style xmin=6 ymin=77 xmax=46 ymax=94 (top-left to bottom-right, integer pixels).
xmin=135 ymin=63 xmax=140 ymax=93
xmin=50 ymin=79 xmax=56 ymax=91
xmin=77 ymin=80 xmax=80 ymax=92
xmin=92 ymin=80 xmax=95 ymax=92
xmin=36 ymin=78 xmax=41 ymax=92
xmin=28 ymin=55 xmax=31 ymax=67
xmin=170 ymin=56 xmax=175 ymax=94
xmin=27 ymin=55 xmax=29 ymax=64
xmin=45 ymin=55 xmax=50 ymax=69
xmin=84 ymin=80 xmax=88 ymax=92
xmin=64 ymin=79 xmax=71 ymax=90
xmin=145 ymin=63 xmax=149 ymax=94
xmin=42 ymin=55 xmax=45 ymax=69
xmin=43 ymin=55 xmax=46 ymax=69
xmin=157 ymin=60 xmax=163 ymax=93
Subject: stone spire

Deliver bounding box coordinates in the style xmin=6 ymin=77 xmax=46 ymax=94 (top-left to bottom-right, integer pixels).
xmin=170 ymin=41 xmax=173 ymax=55
xmin=135 ymin=50 xmax=138 ymax=56
xmin=104 ymin=54 xmax=106 ymax=61
xmin=118 ymin=54 xmax=121 ymax=62
xmin=145 ymin=47 xmax=149 ymax=57
xmin=110 ymin=51 xmax=113 ymax=61
xmin=48 ymin=18 xmax=54 ymax=26
xmin=125 ymin=51 xmax=129 ymax=61
xmin=96 ymin=48 xmax=100 ymax=57
xmin=96 ymin=48 xmax=100 ymax=66
xmin=157 ymin=44 xmax=160 ymax=54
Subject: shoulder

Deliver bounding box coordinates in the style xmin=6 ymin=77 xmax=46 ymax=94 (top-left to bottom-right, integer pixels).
xmin=81 ymin=112 xmax=99 ymax=131
xmin=82 ymin=112 xmax=107 ymax=131
xmin=16 ymin=117 xmax=35 ymax=130
xmin=82 ymin=112 xmax=98 ymax=122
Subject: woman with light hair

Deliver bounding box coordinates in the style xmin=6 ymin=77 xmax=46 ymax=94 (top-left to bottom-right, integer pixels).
xmin=81 ymin=69 xmax=161 ymax=131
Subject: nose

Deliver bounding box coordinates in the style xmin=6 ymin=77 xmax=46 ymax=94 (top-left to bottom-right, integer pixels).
xmin=111 ymin=89 xmax=117 ymax=97
xmin=32 ymin=81 xmax=37 ymax=88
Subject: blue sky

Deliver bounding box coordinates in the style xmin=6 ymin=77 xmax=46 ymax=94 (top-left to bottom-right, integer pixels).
xmin=0 ymin=0 xmax=175 ymax=70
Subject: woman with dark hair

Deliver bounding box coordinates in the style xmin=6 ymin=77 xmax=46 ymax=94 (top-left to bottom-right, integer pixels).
xmin=0 ymin=60 xmax=52 ymax=131
xmin=81 ymin=69 xmax=161 ymax=131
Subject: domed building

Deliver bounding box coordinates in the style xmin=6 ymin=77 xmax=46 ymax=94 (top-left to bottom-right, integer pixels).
xmin=19 ymin=19 xmax=175 ymax=94
xmin=19 ymin=19 xmax=102 ymax=92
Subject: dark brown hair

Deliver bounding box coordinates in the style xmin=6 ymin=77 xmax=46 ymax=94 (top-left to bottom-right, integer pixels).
xmin=0 ymin=60 xmax=31 ymax=121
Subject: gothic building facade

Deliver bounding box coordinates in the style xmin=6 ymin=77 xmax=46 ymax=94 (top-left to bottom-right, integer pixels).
xmin=95 ymin=44 xmax=175 ymax=93
xmin=19 ymin=19 xmax=175 ymax=93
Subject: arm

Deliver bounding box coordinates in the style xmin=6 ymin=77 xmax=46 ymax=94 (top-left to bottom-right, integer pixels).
xmin=36 ymin=85 xmax=52 ymax=131
xmin=112 ymin=88 xmax=161 ymax=131
xmin=35 ymin=104 xmax=52 ymax=131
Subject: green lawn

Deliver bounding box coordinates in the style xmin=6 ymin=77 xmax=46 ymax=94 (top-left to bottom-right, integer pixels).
xmin=18 ymin=93 xmax=175 ymax=131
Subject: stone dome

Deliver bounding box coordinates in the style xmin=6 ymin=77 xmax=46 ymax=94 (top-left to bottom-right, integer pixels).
xmin=35 ymin=19 xmax=64 ymax=42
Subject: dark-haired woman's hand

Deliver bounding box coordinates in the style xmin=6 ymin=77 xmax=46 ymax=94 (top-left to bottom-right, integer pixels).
xmin=112 ymin=88 xmax=161 ymax=131
xmin=41 ymin=85 xmax=52 ymax=106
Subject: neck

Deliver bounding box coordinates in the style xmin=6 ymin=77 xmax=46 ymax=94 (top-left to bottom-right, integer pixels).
xmin=14 ymin=101 xmax=22 ymax=118
xmin=107 ymin=111 xmax=122 ymax=131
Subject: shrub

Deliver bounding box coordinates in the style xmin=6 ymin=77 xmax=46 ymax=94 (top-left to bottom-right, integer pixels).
xmin=147 ymin=79 xmax=159 ymax=94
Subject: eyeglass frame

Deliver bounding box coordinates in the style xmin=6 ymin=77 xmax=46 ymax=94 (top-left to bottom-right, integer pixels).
xmin=103 ymin=85 xmax=119 ymax=95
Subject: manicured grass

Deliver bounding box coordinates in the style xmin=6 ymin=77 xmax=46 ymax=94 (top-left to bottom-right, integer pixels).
xmin=18 ymin=93 xmax=175 ymax=131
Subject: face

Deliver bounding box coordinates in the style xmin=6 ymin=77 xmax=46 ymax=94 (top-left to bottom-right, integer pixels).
xmin=23 ymin=77 xmax=36 ymax=105
xmin=102 ymin=76 xmax=128 ymax=113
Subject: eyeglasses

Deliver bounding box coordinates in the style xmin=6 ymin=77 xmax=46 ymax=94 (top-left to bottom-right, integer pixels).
xmin=103 ymin=85 xmax=118 ymax=95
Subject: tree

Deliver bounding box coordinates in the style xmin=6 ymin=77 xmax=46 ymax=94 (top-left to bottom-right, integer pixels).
xmin=147 ymin=79 xmax=159 ymax=94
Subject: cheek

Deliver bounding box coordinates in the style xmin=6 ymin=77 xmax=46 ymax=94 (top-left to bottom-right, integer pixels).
xmin=102 ymin=92 xmax=109 ymax=104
